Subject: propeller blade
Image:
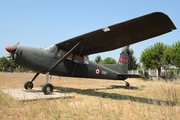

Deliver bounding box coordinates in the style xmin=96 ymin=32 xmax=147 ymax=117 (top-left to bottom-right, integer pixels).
xmin=11 ymin=42 xmax=20 ymax=50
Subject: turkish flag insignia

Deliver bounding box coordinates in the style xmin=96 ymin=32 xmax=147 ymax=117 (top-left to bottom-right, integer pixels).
xmin=119 ymin=56 xmax=125 ymax=63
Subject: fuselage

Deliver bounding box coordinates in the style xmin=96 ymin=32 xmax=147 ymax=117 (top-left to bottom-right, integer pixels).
xmin=12 ymin=45 xmax=127 ymax=80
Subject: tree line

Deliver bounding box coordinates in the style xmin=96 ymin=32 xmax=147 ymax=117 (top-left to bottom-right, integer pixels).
xmin=140 ymin=41 xmax=180 ymax=78
xmin=95 ymin=40 xmax=180 ymax=78
xmin=0 ymin=57 xmax=26 ymax=72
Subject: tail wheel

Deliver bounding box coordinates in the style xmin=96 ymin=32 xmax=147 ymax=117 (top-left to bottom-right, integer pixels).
xmin=125 ymin=81 xmax=130 ymax=88
xmin=42 ymin=83 xmax=54 ymax=95
xmin=24 ymin=81 xmax=34 ymax=90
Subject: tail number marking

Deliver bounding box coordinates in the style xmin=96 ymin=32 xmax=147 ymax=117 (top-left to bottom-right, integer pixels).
xmin=102 ymin=71 xmax=107 ymax=75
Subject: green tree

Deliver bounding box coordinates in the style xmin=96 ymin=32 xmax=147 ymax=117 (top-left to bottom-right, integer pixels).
xmin=8 ymin=58 xmax=18 ymax=71
xmin=123 ymin=46 xmax=137 ymax=70
xmin=164 ymin=40 xmax=180 ymax=67
xmin=94 ymin=55 xmax=102 ymax=63
xmin=102 ymin=57 xmax=117 ymax=64
xmin=140 ymin=42 xmax=167 ymax=77
xmin=0 ymin=57 xmax=10 ymax=71
xmin=0 ymin=56 xmax=19 ymax=72
xmin=96 ymin=57 xmax=117 ymax=64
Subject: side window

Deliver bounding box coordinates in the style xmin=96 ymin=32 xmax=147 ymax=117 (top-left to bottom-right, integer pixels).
xmin=73 ymin=54 xmax=83 ymax=63
xmin=83 ymin=57 xmax=89 ymax=64
xmin=58 ymin=49 xmax=73 ymax=60
xmin=57 ymin=49 xmax=88 ymax=64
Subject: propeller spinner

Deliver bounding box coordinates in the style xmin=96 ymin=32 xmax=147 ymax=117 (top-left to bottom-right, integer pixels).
xmin=5 ymin=42 xmax=19 ymax=54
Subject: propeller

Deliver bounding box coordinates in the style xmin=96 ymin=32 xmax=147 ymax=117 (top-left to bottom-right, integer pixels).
xmin=5 ymin=42 xmax=20 ymax=54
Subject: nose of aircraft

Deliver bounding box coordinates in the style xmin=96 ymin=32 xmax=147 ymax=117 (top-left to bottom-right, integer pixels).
xmin=5 ymin=42 xmax=20 ymax=54
xmin=5 ymin=46 xmax=15 ymax=54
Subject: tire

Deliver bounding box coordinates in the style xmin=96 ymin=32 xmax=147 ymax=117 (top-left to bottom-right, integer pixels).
xmin=24 ymin=81 xmax=34 ymax=90
xmin=42 ymin=83 xmax=54 ymax=95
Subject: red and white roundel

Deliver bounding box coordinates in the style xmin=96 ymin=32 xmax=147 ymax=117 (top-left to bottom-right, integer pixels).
xmin=95 ymin=68 xmax=100 ymax=74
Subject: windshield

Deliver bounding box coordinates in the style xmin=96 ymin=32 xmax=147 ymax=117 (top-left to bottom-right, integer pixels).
xmin=43 ymin=44 xmax=58 ymax=55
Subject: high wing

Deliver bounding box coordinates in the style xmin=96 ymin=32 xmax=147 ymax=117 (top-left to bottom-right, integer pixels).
xmin=56 ymin=12 xmax=176 ymax=56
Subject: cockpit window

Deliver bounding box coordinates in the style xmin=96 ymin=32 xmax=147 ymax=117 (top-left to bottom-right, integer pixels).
xmin=58 ymin=49 xmax=89 ymax=64
xmin=43 ymin=44 xmax=58 ymax=55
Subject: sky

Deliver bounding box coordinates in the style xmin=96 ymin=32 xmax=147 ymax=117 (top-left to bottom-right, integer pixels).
xmin=0 ymin=0 xmax=180 ymax=62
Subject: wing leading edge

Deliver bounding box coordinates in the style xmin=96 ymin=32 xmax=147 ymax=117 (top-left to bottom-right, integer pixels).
xmin=56 ymin=12 xmax=176 ymax=55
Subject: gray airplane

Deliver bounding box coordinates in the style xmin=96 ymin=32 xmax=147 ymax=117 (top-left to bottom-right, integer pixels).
xmin=5 ymin=12 xmax=176 ymax=95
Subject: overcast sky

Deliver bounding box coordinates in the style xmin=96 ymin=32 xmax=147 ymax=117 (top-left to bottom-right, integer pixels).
xmin=0 ymin=0 xmax=179 ymax=62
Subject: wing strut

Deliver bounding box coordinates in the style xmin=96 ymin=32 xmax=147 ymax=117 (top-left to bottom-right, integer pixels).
xmin=48 ymin=40 xmax=84 ymax=72
xmin=41 ymin=40 xmax=84 ymax=94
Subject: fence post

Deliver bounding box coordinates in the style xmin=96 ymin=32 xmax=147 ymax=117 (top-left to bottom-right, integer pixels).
xmin=156 ymin=69 xmax=158 ymax=80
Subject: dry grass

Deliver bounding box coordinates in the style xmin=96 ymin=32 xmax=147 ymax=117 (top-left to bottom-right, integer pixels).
xmin=0 ymin=72 xmax=180 ymax=120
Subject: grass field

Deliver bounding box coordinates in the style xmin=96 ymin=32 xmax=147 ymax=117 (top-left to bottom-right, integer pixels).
xmin=0 ymin=72 xmax=180 ymax=120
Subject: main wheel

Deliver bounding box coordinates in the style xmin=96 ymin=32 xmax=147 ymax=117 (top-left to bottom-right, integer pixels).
xmin=24 ymin=81 xmax=34 ymax=90
xmin=42 ymin=83 xmax=54 ymax=95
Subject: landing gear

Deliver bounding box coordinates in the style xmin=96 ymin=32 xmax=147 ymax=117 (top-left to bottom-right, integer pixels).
xmin=24 ymin=73 xmax=39 ymax=90
xmin=125 ymin=81 xmax=130 ymax=88
xmin=24 ymin=72 xmax=54 ymax=95
xmin=42 ymin=83 xmax=54 ymax=95
xmin=41 ymin=72 xmax=54 ymax=95
xmin=24 ymin=81 xmax=34 ymax=90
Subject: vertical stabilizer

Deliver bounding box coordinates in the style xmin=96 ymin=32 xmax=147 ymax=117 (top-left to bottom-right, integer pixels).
xmin=102 ymin=50 xmax=128 ymax=74
xmin=118 ymin=50 xmax=128 ymax=73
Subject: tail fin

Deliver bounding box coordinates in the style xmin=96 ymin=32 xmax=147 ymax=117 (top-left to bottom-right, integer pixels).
xmin=117 ymin=50 xmax=128 ymax=73
xmin=102 ymin=50 xmax=128 ymax=74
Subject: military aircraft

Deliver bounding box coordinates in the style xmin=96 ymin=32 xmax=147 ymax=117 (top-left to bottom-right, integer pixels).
xmin=5 ymin=12 xmax=176 ymax=95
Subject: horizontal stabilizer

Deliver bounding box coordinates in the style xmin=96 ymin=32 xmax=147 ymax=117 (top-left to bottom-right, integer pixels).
xmin=117 ymin=74 xmax=141 ymax=80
